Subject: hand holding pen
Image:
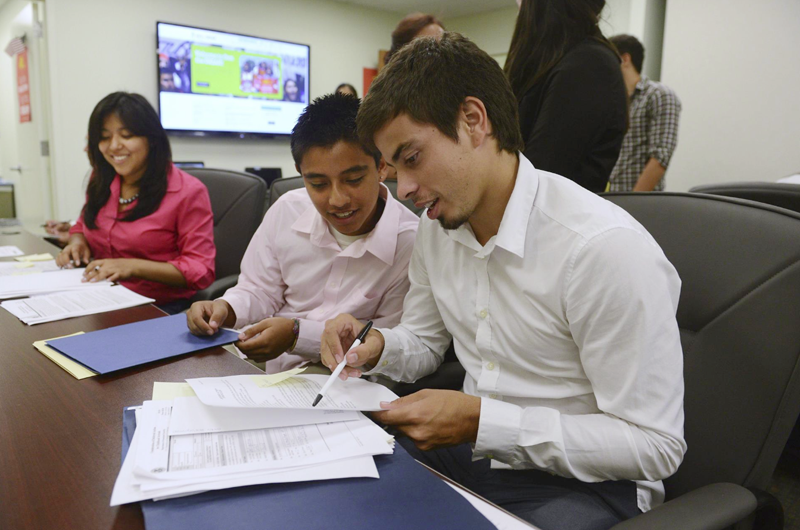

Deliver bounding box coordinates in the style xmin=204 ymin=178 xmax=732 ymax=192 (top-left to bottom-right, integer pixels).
xmin=313 ymin=320 xmax=374 ymax=407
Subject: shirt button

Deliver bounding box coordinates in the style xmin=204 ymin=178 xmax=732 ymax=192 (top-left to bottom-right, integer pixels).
xmin=486 ymin=362 xmax=495 ymax=371
xmin=381 ymin=360 xmax=388 ymax=367
xmin=479 ymin=309 xmax=488 ymax=319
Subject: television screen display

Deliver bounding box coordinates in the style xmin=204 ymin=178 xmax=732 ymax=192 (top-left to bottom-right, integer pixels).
xmin=157 ymin=22 xmax=309 ymax=137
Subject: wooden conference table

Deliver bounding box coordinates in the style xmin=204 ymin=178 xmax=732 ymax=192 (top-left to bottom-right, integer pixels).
xmin=0 ymin=229 xmax=535 ymax=530
xmin=0 ymin=230 xmax=262 ymax=529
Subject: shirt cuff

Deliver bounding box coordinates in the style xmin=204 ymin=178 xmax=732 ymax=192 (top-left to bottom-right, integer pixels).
xmin=474 ymin=398 xmax=521 ymax=464
xmin=292 ymin=318 xmax=325 ymax=360
xmin=218 ymin=293 xmax=252 ymax=329
xmin=361 ymin=327 xmax=400 ymax=377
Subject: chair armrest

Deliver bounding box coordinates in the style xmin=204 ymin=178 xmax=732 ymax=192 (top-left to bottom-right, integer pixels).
xmin=610 ymin=483 xmax=757 ymax=530
xmin=190 ymin=275 xmax=239 ymax=302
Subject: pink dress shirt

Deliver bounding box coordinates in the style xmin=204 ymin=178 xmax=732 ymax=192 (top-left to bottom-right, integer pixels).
xmin=70 ymin=165 xmax=215 ymax=304
xmin=221 ymin=184 xmax=419 ymax=372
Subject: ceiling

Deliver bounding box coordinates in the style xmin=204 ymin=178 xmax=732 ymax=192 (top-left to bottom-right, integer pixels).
xmin=331 ymin=0 xmax=515 ymax=19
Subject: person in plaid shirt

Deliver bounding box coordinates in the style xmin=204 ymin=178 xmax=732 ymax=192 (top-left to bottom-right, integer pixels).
xmin=609 ymin=35 xmax=682 ymax=192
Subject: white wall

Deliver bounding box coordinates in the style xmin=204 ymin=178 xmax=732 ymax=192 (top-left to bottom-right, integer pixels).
xmin=445 ymin=6 xmax=517 ymax=66
xmin=0 ymin=0 xmax=29 ymax=184
xmin=661 ymin=0 xmax=800 ymax=190
xmin=45 ymin=0 xmax=399 ymax=219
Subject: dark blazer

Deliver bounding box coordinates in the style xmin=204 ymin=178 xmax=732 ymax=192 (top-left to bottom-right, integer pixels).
xmin=517 ymin=38 xmax=627 ymax=193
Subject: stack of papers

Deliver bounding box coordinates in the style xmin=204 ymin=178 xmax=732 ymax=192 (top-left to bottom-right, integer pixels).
xmin=0 ymin=259 xmax=60 ymax=277
xmin=0 ymin=245 xmax=24 ymax=257
xmin=111 ymin=372 xmax=399 ymax=505
xmin=0 ymin=268 xmax=110 ymax=299
xmin=2 ymin=284 xmax=154 ymax=324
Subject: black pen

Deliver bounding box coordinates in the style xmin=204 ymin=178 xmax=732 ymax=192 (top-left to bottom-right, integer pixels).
xmin=312 ymin=320 xmax=373 ymax=407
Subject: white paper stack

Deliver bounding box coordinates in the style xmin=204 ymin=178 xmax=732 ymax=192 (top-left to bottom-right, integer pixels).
xmin=0 ymin=268 xmax=110 ymax=299
xmin=1 ymin=284 xmax=155 ymax=324
xmin=0 ymin=259 xmax=60 ymax=277
xmin=0 ymin=245 xmax=24 ymax=257
xmin=111 ymin=383 xmax=397 ymax=505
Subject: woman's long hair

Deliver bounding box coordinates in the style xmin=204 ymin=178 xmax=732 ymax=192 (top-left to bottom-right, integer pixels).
xmin=385 ymin=13 xmax=444 ymax=63
xmin=83 ymin=92 xmax=171 ymax=229
xmin=504 ymin=0 xmax=615 ymax=99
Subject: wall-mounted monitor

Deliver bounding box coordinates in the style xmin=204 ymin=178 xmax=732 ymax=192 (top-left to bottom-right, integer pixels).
xmin=157 ymin=22 xmax=310 ymax=138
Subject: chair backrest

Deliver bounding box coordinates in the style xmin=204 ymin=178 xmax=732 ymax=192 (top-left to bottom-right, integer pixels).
xmin=268 ymin=176 xmax=424 ymax=216
xmin=690 ymin=182 xmax=800 ymax=215
xmin=603 ymin=192 xmax=800 ymax=499
xmin=183 ymin=168 xmax=266 ymax=279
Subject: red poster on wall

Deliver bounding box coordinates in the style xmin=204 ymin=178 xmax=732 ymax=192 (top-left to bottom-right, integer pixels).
xmin=17 ymin=50 xmax=31 ymax=123
xmin=363 ymin=67 xmax=378 ymax=96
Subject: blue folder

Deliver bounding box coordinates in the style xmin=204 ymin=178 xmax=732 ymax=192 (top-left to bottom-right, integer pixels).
xmin=120 ymin=408 xmax=496 ymax=530
xmin=48 ymin=314 xmax=239 ymax=374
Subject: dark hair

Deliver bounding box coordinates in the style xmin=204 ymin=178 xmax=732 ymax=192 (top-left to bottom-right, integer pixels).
xmin=83 ymin=92 xmax=171 ymax=229
xmin=504 ymin=0 xmax=616 ymax=99
xmin=358 ymin=33 xmax=524 ymax=156
xmin=385 ymin=12 xmax=444 ymax=63
xmin=336 ymin=83 xmax=358 ymax=98
xmin=610 ymin=34 xmax=644 ymax=73
xmin=291 ymin=92 xmax=381 ymax=167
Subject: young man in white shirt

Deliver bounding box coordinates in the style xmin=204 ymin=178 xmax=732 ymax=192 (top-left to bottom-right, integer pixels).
xmin=320 ymin=34 xmax=686 ymax=530
xmin=187 ymin=94 xmax=419 ymax=373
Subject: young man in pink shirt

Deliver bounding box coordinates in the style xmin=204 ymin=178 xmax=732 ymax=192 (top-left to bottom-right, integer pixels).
xmin=187 ymin=93 xmax=419 ymax=373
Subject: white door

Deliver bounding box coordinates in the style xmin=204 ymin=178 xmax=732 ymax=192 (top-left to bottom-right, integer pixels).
xmin=3 ymin=2 xmax=53 ymax=225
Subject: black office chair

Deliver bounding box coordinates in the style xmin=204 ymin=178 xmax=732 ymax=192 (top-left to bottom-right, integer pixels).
xmin=184 ymin=168 xmax=266 ymax=301
xmin=267 ymin=176 xmax=424 ymax=215
xmin=601 ymin=192 xmax=800 ymax=530
xmin=690 ymin=182 xmax=800 ymax=215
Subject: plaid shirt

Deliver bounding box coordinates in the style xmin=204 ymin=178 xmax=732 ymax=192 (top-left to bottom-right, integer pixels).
xmin=609 ymin=75 xmax=682 ymax=191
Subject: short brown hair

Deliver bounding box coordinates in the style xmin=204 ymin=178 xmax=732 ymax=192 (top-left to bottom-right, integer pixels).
xmin=358 ymin=33 xmax=524 ymax=156
xmin=386 ymin=13 xmax=444 ymax=62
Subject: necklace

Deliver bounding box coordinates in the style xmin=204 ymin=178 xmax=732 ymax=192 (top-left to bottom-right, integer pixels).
xmin=119 ymin=194 xmax=139 ymax=205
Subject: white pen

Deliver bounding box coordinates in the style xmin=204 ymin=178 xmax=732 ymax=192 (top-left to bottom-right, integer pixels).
xmin=312 ymin=320 xmax=373 ymax=407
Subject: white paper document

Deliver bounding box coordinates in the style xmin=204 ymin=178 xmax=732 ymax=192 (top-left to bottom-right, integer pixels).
xmin=168 ymin=396 xmax=360 ymax=436
xmin=0 ymin=268 xmax=110 ymax=299
xmin=0 ymin=259 xmax=59 ymax=277
xmin=1 ymin=284 xmax=154 ymax=324
xmin=110 ymin=400 xmax=391 ymax=506
xmin=186 ymin=374 xmax=400 ymax=411
xmin=134 ymin=401 xmax=392 ymax=481
xmin=0 ymin=245 xmax=24 ymax=257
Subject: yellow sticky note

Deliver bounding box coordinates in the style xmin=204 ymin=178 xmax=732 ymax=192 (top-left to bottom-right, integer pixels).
xmin=14 ymin=262 xmax=34 ymax=268
xmin=33 ymin=332 xmax=97 ymax=380
xmin=152 ymin=382 xmax=197 ymax=400
xmin=15 ymin=253 xmax=54 ymax=262
xmin=250 ymin=367 xmax=307 ymax=388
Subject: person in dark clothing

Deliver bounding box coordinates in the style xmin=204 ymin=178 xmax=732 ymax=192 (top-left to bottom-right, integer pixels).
xmin=504 ymin=0 xmax=627 ymax=193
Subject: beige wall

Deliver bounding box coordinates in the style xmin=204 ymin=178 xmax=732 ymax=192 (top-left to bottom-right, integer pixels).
xmin=45 ymin=0 xmax=398 ymax=219
xmin=660 ymin=0 xmax=800 ymax=190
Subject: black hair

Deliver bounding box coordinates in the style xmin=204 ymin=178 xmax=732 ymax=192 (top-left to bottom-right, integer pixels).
xmin=504 ymin=0 xmax=615 ymax=99
xmin=290 ymin=92 xmax=381 ymax=167
xmin=83 ymin=92 xmax=171 ymax=229
xmin=610 ymin=34 xmax=645 ymax=73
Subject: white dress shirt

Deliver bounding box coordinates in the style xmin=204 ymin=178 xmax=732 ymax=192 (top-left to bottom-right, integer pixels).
xmin=221 ymin=184 xmax=420 ymax=372
xmin=368 ymin=154 xmax=686 ymax=512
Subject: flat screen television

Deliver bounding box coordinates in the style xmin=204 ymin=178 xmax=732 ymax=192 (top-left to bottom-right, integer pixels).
xmin=156 ymin=22 xmax=310 ymax=138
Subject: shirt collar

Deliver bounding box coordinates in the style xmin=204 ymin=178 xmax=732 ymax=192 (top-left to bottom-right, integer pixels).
xmin=634 ymin=74 xmax=649 ymax=95
xmin=166 ymin=164 xmax=183 ymax=192
xmin=445 ymin=153 xmax=538 ymax=259
xmin=291 ymin=184 xmax=401 ymax=265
